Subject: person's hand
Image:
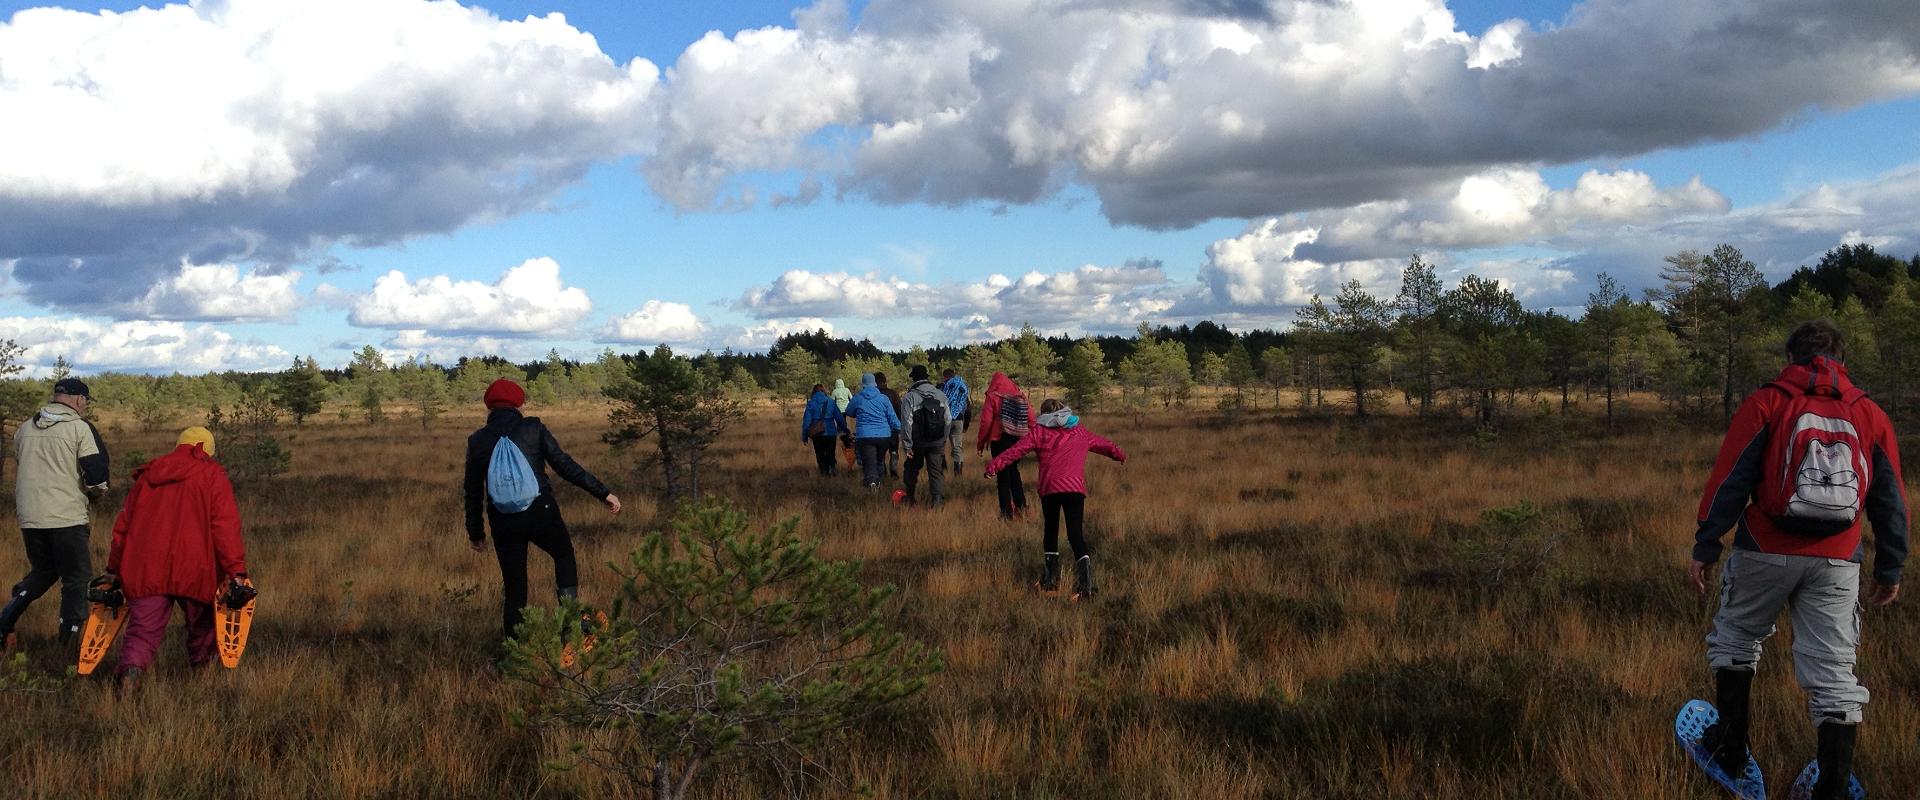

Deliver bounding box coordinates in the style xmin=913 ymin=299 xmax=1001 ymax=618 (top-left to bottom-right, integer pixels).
xmin=983 ymin=470 xmax=995 ymax=479
xmin=604 ymin=494 xmax=623 ymax=515
xmin=468 ymin=538 xmax=487 ymax=553
xmin=1871 ymin=582 xmax=1901 ymax=608
xmin=1688 ymin=560 xmax=1713 ymax=595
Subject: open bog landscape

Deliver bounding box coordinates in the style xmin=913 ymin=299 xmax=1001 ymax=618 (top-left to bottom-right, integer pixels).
xmin=2 ymin=397 xmax=1913 ymax=799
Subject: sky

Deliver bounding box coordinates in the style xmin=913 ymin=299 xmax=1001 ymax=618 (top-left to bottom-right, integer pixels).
xmin=0 ymin=0 xmax=1916 ymax=374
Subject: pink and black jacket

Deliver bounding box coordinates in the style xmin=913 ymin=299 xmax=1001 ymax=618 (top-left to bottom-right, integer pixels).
xmin=1695 ymin=357 xmax=1909 ymax=586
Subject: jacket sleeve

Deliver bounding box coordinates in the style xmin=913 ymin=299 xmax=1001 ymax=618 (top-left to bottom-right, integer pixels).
xmin=463 ymin=435 xmax=487 ymax=542
xmin=1693 ymin=392 xmax=1772 ymax=565
xmin=208 ymin=470 xmax=247 ymax=577
xmin=1089 ymin=434 xmax=1127 ymax=463
xmin=107 ymin=482 xmax=140 ymax=574
xmin=1865 ymin=417 xmax=1909 ymax=586
xmin=975 ymin=393 xmax=1000 ymax=450
xmin=986 ymin=432 xmax=1038 ymax=475
xmin=78 ymin=420 xmax=109 ymax=493
xmin=885 ymin=396 xmax=902 ymax=435
xmin=801 ymin=402 xmax=817 ymax=442
xmin=539 ymin=422 xmax=612 ymax=500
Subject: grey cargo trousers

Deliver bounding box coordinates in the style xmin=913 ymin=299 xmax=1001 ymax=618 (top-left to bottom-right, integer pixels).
xmin=1706 ymin=550 xmax=1869 ymax=725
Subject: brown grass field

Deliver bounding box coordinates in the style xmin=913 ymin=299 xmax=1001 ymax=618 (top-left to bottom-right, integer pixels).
xmin=0 ymin=393 xmax=1915 ymax=799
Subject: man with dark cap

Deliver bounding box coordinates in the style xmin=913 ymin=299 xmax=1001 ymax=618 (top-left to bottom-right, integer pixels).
xmin=899 ymin=365 xmax=951 ymax=507
xmin=1 ymin=377 xmax=109 ymax=652
xmin=463 ymin=379 xmax=621 ymax=644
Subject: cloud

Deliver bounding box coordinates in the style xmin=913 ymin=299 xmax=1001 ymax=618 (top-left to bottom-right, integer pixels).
xmin=598 ymin=300 xmax=709 ymax=344
xmin=348 ymin=257 xmax=592 ymax=334
xmin=0 ymin=317 xmax=290 ymax=374
xmin=640 ymin=0 xmax=1920 ymax=227
xmin=726 ymin=318 xmax=836 ymax=351
xmin=129 ymin=262 xmax=304 ymax=322
xmin=733 ymin=259 xmax=1173 ymax=334
xmin=1194 ymin=219 xmax=1404 ymax=308
xmin=0 ymin=0 xmax=658 ymax=311
xmin=378 ymin=329 xmax=554 ymax=365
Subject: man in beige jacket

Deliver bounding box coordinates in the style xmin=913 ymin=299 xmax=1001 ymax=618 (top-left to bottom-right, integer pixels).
xmin=0 ymin=378 xmax=109 ymax=651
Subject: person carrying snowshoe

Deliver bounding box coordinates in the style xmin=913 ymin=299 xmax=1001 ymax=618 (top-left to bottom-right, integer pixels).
xmin=842 ymin=373 xmax=901 ymax=489
xmin=975 ymin=372 xmax=1033 ymax=519
xmin=899 ymin=366 xmax=951 ymax=507
xmin=103 ymin=427 xmax=246 ymax=691
xmin=801 ymin=383 xmax=847 ymax=477
xmin=1690 ymin=320 xmax=1906 ymax=800
xmin=985 ymin=399 xmax=1126 ymax=599
xmin=1 ymin=378 xmax=109 ymax=654
xmin=464 ymin=379 xmax=622 ymax=643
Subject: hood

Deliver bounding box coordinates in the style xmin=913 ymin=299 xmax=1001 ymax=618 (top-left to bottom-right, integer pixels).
xmin=485 ymin=406 xmax=525 ymax=433
xmin=32 ymin=402 xmax=82 ymax=429
xmin=854 ymin=385 xmax=885 ymax=401
xmin=1778 ymin=355 xmax=1859 ymax=397
xmin=138 ymin=444 xmax=219 ymax=486
xmin=987 ymin=372 xmax=1021 ymax=398
xmin=833 ymin=379 xmax=848 ymax=392
xmin=1037 ymin=406 xmax=1079 ymax=429
xmin=860 ymin=373 xmax=877 ymax=390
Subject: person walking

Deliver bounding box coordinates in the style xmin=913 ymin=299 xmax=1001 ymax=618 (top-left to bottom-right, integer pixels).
xmin=899 ymin=366 xmax=951 ymax=507
xmin=831 ymin=378 xmax=852 ymax=414
xmin=0 ymin=378 xmax=109 ymax=653
xmin=102 ymin=427 xmax=246 ymax=691
xmin=986 ymin=400 xmax=1126 ymax=600
xmin=842 ymin=373 xmax=900 ymax=489
xmin=941 ymin=369 xmax=970 ymax=472
xmin=801 ymin=383 xmax=847 ymax=477
xmin=974 ymin=372 xmax=1032 ymax=519
xmin=1689 ymin=321 xmax=1906 ymax=800
xmin=874 ymin=372 xmax=903 ymax=478
xmin=463 ymin=379 xmax=621 ymax=643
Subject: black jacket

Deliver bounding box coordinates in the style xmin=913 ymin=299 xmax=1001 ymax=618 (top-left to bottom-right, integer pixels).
xmin=464 ymin=408 xmax=612 ymax=541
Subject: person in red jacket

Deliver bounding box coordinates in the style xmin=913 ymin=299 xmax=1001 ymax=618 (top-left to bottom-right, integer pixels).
xmin=1690 ymin=321 xmax=1906 ymax=800
xmin=104 ymin=426 xmax=247 ymax=690
xmin=975 ymin=372 xmax=1033 ymax=519
xmin=986 ymin=399 xmax=1126 ymax=599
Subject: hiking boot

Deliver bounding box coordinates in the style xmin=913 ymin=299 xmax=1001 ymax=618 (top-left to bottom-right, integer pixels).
xmin=1811 ymin=721 xmax=1857 ymax=800
xmin=1038 ymin=553 xmax=1061 ymax=593
xmin=117 ymin=667 xmax=143 ymax=695
xmin=56 ymin=621 xmax=81 ymax=651
xmin=1070 ymin=555 xmax=1097 ymax=601
xmin=1702 ymin=668 xmax=1753 ymax=777
xmin=1 ymin=631 xmax=15 ymax=654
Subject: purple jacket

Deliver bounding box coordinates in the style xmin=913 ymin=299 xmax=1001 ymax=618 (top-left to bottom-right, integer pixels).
xmin=985 ymin=423 xmax=1125 ymax=496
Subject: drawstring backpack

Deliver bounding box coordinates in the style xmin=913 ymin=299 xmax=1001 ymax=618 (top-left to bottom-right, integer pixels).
xmin=487 ymin=427 xmax=540 ymax=513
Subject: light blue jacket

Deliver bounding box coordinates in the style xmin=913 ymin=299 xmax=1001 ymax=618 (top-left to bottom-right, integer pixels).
xmin=801 ymin=391 xmax=846 ymax=441
xmin=843 ymin=375 xmax=901 ymax=440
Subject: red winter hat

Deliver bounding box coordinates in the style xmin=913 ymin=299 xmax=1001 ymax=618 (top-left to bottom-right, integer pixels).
xmin=483 ymin=379 xmax=525 ymax=409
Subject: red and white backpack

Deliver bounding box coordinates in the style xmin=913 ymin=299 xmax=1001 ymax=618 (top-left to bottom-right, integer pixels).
xmin=1756 ymin=375 xmax=1872 ymax=537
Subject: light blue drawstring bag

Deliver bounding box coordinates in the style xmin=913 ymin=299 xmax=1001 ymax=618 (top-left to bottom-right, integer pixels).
xmin=487 ymin=435 xmax=539 ymax=513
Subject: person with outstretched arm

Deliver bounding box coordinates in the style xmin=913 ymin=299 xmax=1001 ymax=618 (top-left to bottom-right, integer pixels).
xmin=1688 ymin=321 xmax=1906 ymax=800
xmin=0 ymin=378 xmax=109 ymax=653
xmin=986 ymin=399 xmax=1126 ymax=599
xmin=463 ymin=379 xmax=621 ymax=643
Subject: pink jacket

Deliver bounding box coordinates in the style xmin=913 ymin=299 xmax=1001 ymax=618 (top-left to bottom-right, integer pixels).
xmin=985 ymin=423 xmax=1125 ymax=496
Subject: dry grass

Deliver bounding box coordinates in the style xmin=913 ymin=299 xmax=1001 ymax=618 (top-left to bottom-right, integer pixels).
xmin=0 ymin=395 xmax=1915 ymax=798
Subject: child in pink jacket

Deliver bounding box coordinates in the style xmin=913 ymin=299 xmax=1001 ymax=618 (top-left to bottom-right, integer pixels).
xmin=985 ymin=399 xmax=1126 ymax=598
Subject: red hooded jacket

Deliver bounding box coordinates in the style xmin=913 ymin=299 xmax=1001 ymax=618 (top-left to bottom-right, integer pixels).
xmin=108 ymin=444 xmax=248 ymax=603
xmin=1695 ymin=357 xmax=1908 ymax=586
xmin=975 ymin=372 xmax=1032 ymax=452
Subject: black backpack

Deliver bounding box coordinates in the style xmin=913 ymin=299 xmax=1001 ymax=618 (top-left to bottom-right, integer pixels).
xmin=911 ymin=393 xmax=947 ymax=449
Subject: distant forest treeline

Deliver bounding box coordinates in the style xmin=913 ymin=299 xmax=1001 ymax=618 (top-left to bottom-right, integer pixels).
xmin=3 ymin=242 xmax=1917 ymax=431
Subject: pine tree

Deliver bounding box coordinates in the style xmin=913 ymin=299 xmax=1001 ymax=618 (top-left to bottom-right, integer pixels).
xmin=274 ymin=356 xmax=328 ymax=426
xmin=1058 ymin=337 xmax=1110 ymax=411
xmin=1224 ymin=341 xmax=1257 ymax=409
xmin=1002 ymin=323 xmax=1058 ymax=387
xmin=604 ymin=346 xmax=745 ymax=504
xmin=769 ymin=347 xmax=819 ymax=416
xmin=393 ymin=356 xmax=447 ymax=430
xmin=1393 ymin=255 xmax=1445 ymax=416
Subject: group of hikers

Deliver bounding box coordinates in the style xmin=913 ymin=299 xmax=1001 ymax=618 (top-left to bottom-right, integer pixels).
xmin=0 ymin=321 xmax=1905 ymax=799
xmin=801 ymin=367 xmax=1128 ymax=596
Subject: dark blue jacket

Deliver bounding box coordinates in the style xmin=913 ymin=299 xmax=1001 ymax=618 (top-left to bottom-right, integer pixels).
xmin=801 ymin=391 xmax=847 ymax=441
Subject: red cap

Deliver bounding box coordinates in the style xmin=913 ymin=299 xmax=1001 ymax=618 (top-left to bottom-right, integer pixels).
xmin=483 ymin=379 xmax=525 ymax=409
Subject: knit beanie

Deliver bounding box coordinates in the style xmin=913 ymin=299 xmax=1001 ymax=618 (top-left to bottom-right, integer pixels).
xmin=484 ymin=379 xmax=526 ymax=409
xmin=177 ymin=426 xmax=217 ymax=457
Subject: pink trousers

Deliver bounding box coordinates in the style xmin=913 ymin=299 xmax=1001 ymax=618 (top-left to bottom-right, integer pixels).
xmin=116 ymin=594 xmax=216 ymax=675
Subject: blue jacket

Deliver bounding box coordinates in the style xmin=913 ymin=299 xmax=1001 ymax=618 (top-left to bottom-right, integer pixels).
xmin=941 ymin=375 xmax=970 ymax=421
xmin=801 ymin=391 xmax=846 ymax=441
xmin=844 ymin=386 xmax=901 ymax=439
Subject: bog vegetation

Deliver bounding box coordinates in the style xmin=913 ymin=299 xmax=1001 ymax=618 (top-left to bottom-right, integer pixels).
xmin=0 ymin=241 xmax=1914 ymax=798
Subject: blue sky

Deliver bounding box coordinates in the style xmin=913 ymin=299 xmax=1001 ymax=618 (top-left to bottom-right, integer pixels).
xmin=0 ymin=0 xmax=1915 ymax=373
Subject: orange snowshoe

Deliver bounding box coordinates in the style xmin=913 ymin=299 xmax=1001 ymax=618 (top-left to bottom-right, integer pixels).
xmin=214 ymin=577 xmax=258 ymax=669
xmin=76 ymin=576 xmax=127 ymax=676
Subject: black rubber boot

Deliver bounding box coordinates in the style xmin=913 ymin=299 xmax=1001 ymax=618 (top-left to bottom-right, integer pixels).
xmin=118 ymin=667 xmax=144 ymax=696
xmin=0 ymin=590 xmax=30 ymax=637
xmin=1702 ymin=668 xmax=1753 ymax=777
xmin=1810 ymin=721 xmax=1857 ymax=800
xmin=1071 ymin=556 xmax=1097 ymax=601
xmin=1038 ymin=553 xmax=1061 ymax=593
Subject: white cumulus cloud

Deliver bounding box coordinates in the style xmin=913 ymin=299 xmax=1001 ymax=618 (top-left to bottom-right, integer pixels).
xmin=130 ymin=262 xmax=304 ymax=322
xmin=0 ymin=317 xmax=290 ymax=374
xmin=598 ymin=300 xmax=709 ymax=344
xmin=349 ymin=257 xmax=592 ymax=334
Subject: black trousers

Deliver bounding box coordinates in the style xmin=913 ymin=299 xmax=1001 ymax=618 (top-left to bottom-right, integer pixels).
xmin=1041 ymin=493 xmax=1089 ymax=558
xmin=6 ymin=525 xmax=92 ymax=632
xmin=990 ymin=435 xmax=1028 ymax=517
xmin=810 ymin=435 xmax=839 ymax=475
xmin=487 ymin=496 xmax=578 ymax=640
